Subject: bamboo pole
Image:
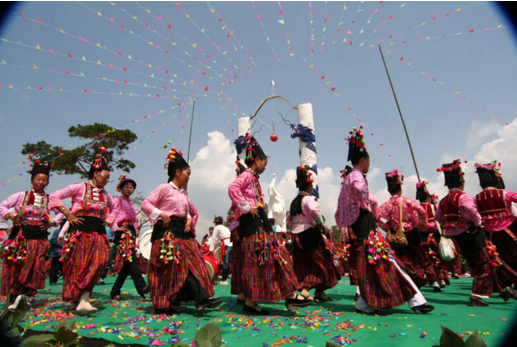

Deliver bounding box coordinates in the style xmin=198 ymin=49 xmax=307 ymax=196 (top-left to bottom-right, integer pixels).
xmin=378 ymin=44 xmax=421 ymax=182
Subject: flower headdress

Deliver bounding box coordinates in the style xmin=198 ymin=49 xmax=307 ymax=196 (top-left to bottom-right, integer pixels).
xmin=26 ymin=153 xmax=53 ymax=178
xmin=475 ymin=160 xmax=503 ymax=188
xmin=437 ymin=159 xmax=465 ymax=188
xmin=346 ymin=126 xmax=368 ymax=162
xmin=295 ymin=165 xmax=314 ymax=190
xmin=116 ymin=174 xmax=137 ymax=192
xmin=163 ymin=141 xmax=188 ymax=182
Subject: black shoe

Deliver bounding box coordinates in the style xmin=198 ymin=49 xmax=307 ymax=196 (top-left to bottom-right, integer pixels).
xmin=49 ymin=282 xmax=57 ymax=286
xmin=354 ymin=293 xmax=360 ymax=301
xmin=99 ymin=279 xmax=106 ymax=285
xmin=470 ymin=295 xmax=489 ymax=307
xmin=243 ymin=303 xmax=270 ymax=316
xmin=236 ymin=298 xmax=245 ymax=305
xmin=355 ymin=308 xmax=382 ymax=315
xmin=453 ymin=274 xmax=460 ymax=279
xmin=285 ymin=295 xmax=314 ymax=310
xmin=196 ymin=297 xmax=223 ymax=310
xmin=433 ymin=287 xmax=442 ymax=293
xmin=444 ymin=279 xmax=451 ymax=286
xmin=154 ymin=307 xmax=177 ymax=315
xmin=111 ymin=294 xmax=123 ymax=301
xmin=506 ymin=288 xmax=517 ymax=300
xmin=500 ymin=290 xmax=511 ymax=302
xmin=412 ymin=304 xmax=435 ymax=314
xmin=314 ymin=291 xmax=333 ymax=302
xmin=138 ymin=285 xmax=150 ymax=299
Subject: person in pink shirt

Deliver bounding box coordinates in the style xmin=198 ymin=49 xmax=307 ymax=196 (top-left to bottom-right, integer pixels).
xmin=141 ymin=147 xmax=221 ymax=315
xmin=335 ymin=126 xmax=433 ymax=315
xmin=228 ymin=135 xmax=310 ymax=316
xmin=0 ymin=161 xmax=62 ymax=310
xmin=474 ymin=161 xmax=517 ymax=288
xmin=109 ymin=176 xmax=149 ymax=301
xmin=377 ymin=170 xmax=430 ymax=289
xmin=435 ymin=160 xmax=517 ymax=307
xmin=49 ymin=154 xmax=118 ymax=314
xmin=287 ymin=165 xmax=340 ymax=303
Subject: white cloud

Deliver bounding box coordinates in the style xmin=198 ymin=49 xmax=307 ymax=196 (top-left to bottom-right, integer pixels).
xmin=466 ymin=120 xmax=502 ymax=150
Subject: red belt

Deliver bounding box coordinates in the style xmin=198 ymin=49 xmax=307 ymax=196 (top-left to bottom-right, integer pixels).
xmin=219 ymin=237 xmax=230 ymax=261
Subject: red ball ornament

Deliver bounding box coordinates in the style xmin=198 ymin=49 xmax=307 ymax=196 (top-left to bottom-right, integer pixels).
xmin=270 ymin=133 xmax=278 ymax=142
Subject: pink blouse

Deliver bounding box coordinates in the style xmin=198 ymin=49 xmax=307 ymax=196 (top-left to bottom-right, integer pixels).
xmin=49 ymin=182 xmax=118 ymax=230
xmin=228 ymin=171 xmax=263 ymax=226
xmin=477 ymin=190 xmax=517 ymax=232
xmin=435 ymin=192 xmax=482 ymax=236
xmin=377 ymin=195 xmax=428 ymax=232
xmin=140 ymin=183 xmax=198 ymax=233
xmin=114 ymin=196 xmax=139 ymax=230
xmin=335 ymin=168 xmax=370 ymax=229
xmin=0 ymin=190 xmax=63 ymax=226
xmin=286 ymin=193 xmax=324 ymax=234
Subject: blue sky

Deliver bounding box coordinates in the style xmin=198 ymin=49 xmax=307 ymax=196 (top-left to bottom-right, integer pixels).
xmin=1 ymin=1 xmax=516 ymax=236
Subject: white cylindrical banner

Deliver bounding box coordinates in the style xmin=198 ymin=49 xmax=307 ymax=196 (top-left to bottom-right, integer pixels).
xmin=297 ymin=103 xmax=319 ymax=198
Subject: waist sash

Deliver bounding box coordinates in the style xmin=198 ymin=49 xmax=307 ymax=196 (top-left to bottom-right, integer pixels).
xmin=152 ymin=218 xmax=191 ymax=242
xmin=72 ymin=216 xmax=106 ymax=235
xmin=22 ymin=224 xmax=49 ymax=240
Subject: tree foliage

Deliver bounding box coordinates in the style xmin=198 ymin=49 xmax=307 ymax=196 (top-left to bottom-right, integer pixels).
xmin=21 ymin=123 xmax=137 ymax=179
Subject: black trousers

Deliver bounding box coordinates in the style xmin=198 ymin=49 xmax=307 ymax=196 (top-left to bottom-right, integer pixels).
xmin=110 ymin=259 xmax=147 ymax=296
xmin=49 ymin=257 xmax=62 ymax=284
xmin=100 ymin=246 xmax=117 ymax=279
xmin=186 ymin=271 xmax=210 ymax=306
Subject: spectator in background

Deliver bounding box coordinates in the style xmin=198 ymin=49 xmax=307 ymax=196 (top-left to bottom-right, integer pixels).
xmin=49 ymin=220 xmax=66 ymax=286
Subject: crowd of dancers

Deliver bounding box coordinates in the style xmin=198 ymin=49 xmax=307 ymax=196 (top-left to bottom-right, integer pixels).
xmin=1 ymin=125 xmax=516 ymax=316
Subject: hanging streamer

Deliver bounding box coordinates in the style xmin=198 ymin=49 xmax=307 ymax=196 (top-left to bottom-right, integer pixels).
xmin=308 ymin=2 xmax=315 ymax=55
xmin=331 ymin=2 xmax=349 ymax=49
xmin=0 ymin=37 xmax=208 ymax=98
xmin=355 ymin=1 xmax=406 ymax=48
xmin=205 ymin=1 xmax=256 ymax=70
xmin=385 ymin=49 xmax=511 ymax=126
xmin=318 ymin=1 xmax=329 ymax=52
xmin=0 ymin=81 xmax=193 ymax=99
xmin=373 ymin=2 xmax=478 ymax=47
xmin=173 ymin=2 xmax=247 ymax=75
xmin=119 ymin=2 xmax=243 ymax=86
xmin=376 ymin=23 xmax=506 ymax=47
xmin=276 ymin=2 xmax=295 ymax=57
xmin=13 ymin=10 xmax=205 ymax=92
xmin=251 ymin=1 xmax=279 ymax=62
xmin=0 ymin=60 xmax=209 ymax=98
xmin=350 ymin=3 xmax=384 ymax=48
xmin=337 ymin=1 xmax=365 ymax=48
xmin=74 ymin=3 xmax=214 ymax=90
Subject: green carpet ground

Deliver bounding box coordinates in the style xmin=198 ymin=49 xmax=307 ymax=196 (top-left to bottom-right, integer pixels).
xmin=2 ymin=276 xmax=517 ymax=346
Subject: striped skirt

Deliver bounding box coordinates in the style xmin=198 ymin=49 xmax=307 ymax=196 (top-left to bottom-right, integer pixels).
xmin=292 ymin=233 xmax=340 ymax=290
xmin=1 ymin=239 xmax=18 ymax=296
xmin=148 ymin=237 xmax=215 ymax=309
xmin=455 ymin=230 xmax=517 ymax=296
xmin=489 ymin=223 xmax=517 ymax=285
xmin=394 ymin=245 xmax=429 ymax=288
xmin=421 ymin=232 xmax=446 ymax=283
xmin=351 ymin=239 xmax=417 ymax=310
xmin=62 ymin=232 xmax=110 ymax=301
xmin=232 ymin=232 xmax=299 ymax=302
xmin=14 ymin=239 xmax=49 ymax=296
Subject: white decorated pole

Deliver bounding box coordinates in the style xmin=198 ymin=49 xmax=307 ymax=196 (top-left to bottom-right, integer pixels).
xmin=296 ymin=103 xmax=319 ymax=199
xmin=236 ymin=116 xmax=251 ymax=165
xmin=267 ymin=173 xmax=287 ymax=232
